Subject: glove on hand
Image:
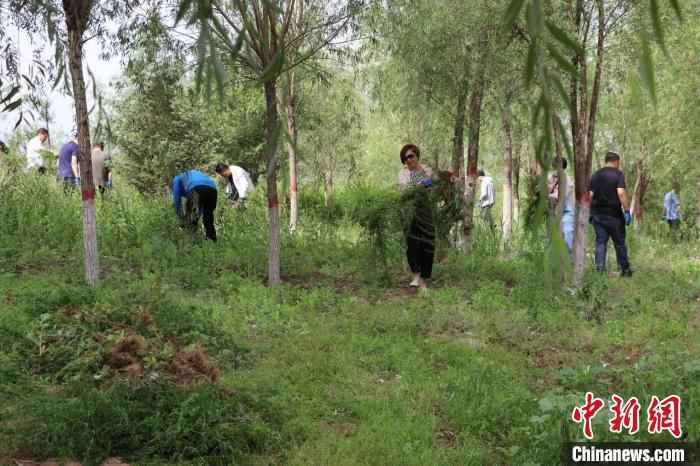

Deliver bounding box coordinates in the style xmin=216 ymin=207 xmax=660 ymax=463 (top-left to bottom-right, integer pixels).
xmin=624 ymin=211 xmax=632 ymax=226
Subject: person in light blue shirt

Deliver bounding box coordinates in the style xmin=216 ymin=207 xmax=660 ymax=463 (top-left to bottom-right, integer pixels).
xmin=172 ymin=170 xmax=218 ymax=241
xmin=662 ymin=183 xmax=681 ymax=230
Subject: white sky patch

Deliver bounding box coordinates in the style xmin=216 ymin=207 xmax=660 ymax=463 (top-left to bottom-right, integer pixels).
xmin=0 ymin=30 xmax=122 ymax=146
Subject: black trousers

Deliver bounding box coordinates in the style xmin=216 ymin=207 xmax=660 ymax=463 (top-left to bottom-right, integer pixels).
xmin=592 ymin=214 xmax=630 ymax=272
xmin=185 ymin=186 xmax=218 ymax=241
xmin=406 ymin=216 xmax=435 ymax=280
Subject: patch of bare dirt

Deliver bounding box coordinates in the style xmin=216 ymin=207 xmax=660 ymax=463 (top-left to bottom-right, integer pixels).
xmin=532 ymin=346 xmax=583 ymax=369
xmin=9 ymin=458 xmax=129 ymax=466
xmin=319 ymin=421 xmax=358 ymax=437
xmin=435 ymin=424 xmax=458 ymax=448
xmin=600 ymin=344 xmax=645 ymax=368
xmin=282 ymin=272 xmax=363 ymax=293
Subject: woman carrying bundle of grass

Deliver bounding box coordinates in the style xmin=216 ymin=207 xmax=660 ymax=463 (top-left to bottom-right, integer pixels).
xmin=398 ymin=144 xmax=436 ymax=290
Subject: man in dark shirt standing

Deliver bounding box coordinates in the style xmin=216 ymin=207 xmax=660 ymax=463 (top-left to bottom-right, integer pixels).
xmin=589 ymin=151 xmax=633 ymax=276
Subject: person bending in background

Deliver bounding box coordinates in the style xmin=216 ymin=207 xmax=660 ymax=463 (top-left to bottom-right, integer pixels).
xmin=662 ymin=183 xmax=682 ymax=231
xmin=478 ymin=169 xmax=495 ymax=230
xmin=57 ymin=136 xmax=80 ymax=194
xmin=589 ymin=151 xmax=633 ymax=277
xmin=548 ymin=158 xmax=576 ymax=255
xmin=25 ymin=128 xmax=49 ymax=174
xmin=91 ymin=142 xmax=112 ymax=195
xmin=398 ymin=144 xmax=435 ymax=290
xmin=214 ymin=162 xmax=254 ymax=209
xmin=173 ymin=169 xmax=218 ymax=242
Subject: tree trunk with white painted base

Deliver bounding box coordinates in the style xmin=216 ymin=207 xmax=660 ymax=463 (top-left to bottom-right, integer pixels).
xmin=65 ymin=3 xmax=99 ymax=286
xmin=570 ymin=0 xmax=607 ymax=287
xmin=286 ymin=71 xmax=299 ymax=232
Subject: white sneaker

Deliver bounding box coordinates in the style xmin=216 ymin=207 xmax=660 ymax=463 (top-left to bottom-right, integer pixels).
xmin=409 ymin=276 xmax=421 ymax=287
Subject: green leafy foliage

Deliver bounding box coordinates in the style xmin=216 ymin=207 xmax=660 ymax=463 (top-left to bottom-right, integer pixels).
xmin=112 ymin=61 xmax=265 ymax=193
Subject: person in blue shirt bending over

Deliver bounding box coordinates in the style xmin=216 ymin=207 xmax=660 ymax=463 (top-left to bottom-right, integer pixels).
xmin=172 ymin=170 xmax=218 ymax=242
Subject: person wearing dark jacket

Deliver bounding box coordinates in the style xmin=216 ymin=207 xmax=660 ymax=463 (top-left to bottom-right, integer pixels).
xmin=589 ymin=152 xmax=632 ymax=276
xmin=173 ymin=170 xmax=218 ymax=242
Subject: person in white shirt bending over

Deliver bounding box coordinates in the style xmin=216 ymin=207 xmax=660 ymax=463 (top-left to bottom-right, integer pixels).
xmin=478 ymin=169 xmax=495 ymax=230
xmin=25 ymin=128 xmax=50 ymax=174
xmin=214 ymin=162 xmax=254 ymax=209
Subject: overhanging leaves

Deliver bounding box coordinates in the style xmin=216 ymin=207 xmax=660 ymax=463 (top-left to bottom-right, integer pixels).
xmin=2 ymin=99 xmax=23 ymax=113
xmin=503 ymin=0 xmax=526 ymax=30
xmin=545 ymin=20 xmax=581 ymax=55
xmin=638 ymin=32 xmax=656 ymax=104
xmin=0 ymin=85 xmax=21 ymax=106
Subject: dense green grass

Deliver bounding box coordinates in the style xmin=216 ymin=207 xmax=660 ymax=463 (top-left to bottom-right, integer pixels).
xmin=1 ymin=175 xmax=699 ymax=465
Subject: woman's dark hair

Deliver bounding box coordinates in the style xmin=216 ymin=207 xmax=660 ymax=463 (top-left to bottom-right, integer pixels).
xmin=215 ymin=163 xmax=229 ymax=174
xmin=552 ymin=158 xmax=568 ymax=170
xmin=478 ymin=169 xmax=485 ymax=177
xmin=400 ymin=144 xmax=420 ymax=164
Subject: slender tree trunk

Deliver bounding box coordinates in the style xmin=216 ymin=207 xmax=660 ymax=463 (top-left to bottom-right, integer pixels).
xmin=462 ymin=82 xmax=483 ymax=252
xmin=323 ymin=170 xmax=332 ymax=208
xmin=264 ymin=80 xmax=281 ymax=285
xmin=513 ymin=140 xmax=521 ymax=224
xmin=452 ymin=87 xmax=468 ymax=176
xmin=501 ymin=106 xmax=514 ymax=242
xmin=552 ymin=113 xmax=565 ymax=223
xmin=65 ymin=4 xmax=98 ymax=286
xmin=630 ymin=157 xmax=649 ymax=229
xmin=286 ymin=72 xmax=299 ymax=232
xmin=571 ymin=0 xmax=606 ymax=287
xmin=527 ymin=141 xmax=541 ymax=201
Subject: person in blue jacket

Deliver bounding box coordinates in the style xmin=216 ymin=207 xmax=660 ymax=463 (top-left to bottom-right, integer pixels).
xmin=173 ymin=170 xmax=218 ymax=242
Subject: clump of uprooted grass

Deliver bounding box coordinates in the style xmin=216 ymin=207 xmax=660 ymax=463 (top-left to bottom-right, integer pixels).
xmin=1 ymin=304 xmax=286 ymax=465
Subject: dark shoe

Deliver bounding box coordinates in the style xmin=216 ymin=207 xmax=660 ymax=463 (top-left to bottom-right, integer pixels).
xmin=621 ymin=269 xmax=633 ymax=277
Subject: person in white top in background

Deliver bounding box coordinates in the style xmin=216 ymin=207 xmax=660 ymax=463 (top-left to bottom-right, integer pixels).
xmin=214 ymin=162 xmax=254 ymax=209
xmin=548 ymin=158 xmax=576 ymax=255
xmin=25 ymin=128 xmax=50 ymax=174
xmin=478 ymin=169 xmax=495 ymax=229
xmin=91 ymin=142 xmax=112 ymax=195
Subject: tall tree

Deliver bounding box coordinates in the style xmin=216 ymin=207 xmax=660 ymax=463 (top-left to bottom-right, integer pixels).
xmin=371 ymin=0 xmax=513 ymax=250
xmin=181 ymin=0 xmax=356 ymax=285
xmin=7 ymin=0 xmax=134 ymax=285
xmin=64 ymin=0 xmax=99 ymax=285
xmin=505 ymin=0 xmax=684 ymax=286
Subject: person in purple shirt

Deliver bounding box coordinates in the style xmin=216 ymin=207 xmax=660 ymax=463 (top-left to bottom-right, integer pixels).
xmin=57 ymin=137 xmax=80 ymax=194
